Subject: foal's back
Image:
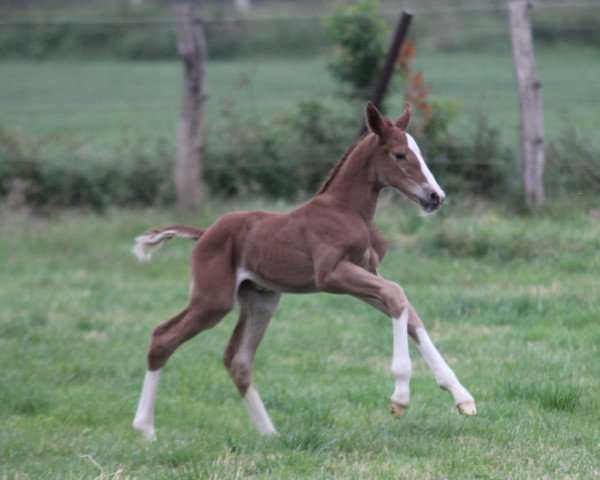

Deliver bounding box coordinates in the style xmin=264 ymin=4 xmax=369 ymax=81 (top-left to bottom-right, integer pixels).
xmin=191 ymin=196 xmax=372 ymax=294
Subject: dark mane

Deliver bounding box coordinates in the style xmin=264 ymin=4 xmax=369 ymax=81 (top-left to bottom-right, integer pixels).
xmin=316 ymin=133 xmax=368 ymax=195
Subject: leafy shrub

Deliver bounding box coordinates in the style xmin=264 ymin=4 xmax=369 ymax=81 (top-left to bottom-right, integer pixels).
xmin=9 ymin=102 xmax=599 ymax=210
xmin=205 ymin=96 xmax=516 ymax=200
xmin=205 ymin=100 xmax=354 ymax=198
xmin=0 ymin=100 xmax=520 ymax=209
xmin=0 ymin=102 xmax=354 ymax=209
xmin=0 ymin=17 xmax=326 ymax=61
xmin=417 ymin=99 xmax=517 ymax=198
xmin=532 ymin=7 xmax=600 ymax=47
xmin=1 ymin=2 xmax=598 ymax=61
xmin=395 ymin=41 xmax=515 ymax=198
xmin=0 ymin=130 xmax=174 ymax=210
xmin=0 ymin=22 xmax=179 ymax=61
xmin=545 ymin=126 xmax=600 ymax=197
xmin=115 ymin=27 xmax=176 ymax=60
xmin=324 ymin=0 xmax=386 ymax=101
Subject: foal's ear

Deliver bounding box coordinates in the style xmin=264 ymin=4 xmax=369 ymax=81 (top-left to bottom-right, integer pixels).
xmin=365 ymin=101 xmax=389 ymax=142
xmin=395 ymin=102 xmax=411 ymax=130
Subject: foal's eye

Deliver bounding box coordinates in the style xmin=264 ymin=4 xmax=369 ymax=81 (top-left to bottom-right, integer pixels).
xmin=394 ymin=152 xmax=406 ymax=161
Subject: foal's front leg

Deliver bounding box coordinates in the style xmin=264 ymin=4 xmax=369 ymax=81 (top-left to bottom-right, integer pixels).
xmin=318 ymin=260 xmax=477 ymax=417
xmin=390 ymin=307 xmax=412 ymax=418
xmin=361 ymin=295 xmax=477 ymax=415
xmin=352 ymin=296 xmax=412 ymax=416
xmin=316 ymin=261 xmax=415 ymax=415
xmin=407 ymin=307 xmax=476 ymax=415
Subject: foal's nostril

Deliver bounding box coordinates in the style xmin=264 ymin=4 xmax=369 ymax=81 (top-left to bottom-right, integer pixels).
xmin=429 ymin=192 xmax=440 ymax=205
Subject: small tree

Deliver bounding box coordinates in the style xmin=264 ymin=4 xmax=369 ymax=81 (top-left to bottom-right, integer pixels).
xmin=325 ymin=0 xmax=386 ymax=102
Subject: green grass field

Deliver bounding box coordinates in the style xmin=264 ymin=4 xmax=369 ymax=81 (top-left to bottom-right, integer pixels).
xmin=1 ymin=46 xmax=599 ymax=148
xmin=1 ymin=32 xmax=599 ymax=478
xmin=1 ymin=200 xmax=599 ymax=479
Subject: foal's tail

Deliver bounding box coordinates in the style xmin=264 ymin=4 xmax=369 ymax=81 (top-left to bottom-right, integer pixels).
xmin=132 ymin=225 xmax=206 ymax=262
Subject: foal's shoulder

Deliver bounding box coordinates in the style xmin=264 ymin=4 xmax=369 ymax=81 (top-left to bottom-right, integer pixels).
xmin=370 ymin=223 xmax=388 ymax=260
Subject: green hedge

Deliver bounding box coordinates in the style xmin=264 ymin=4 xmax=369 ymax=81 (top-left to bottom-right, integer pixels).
xmin=0 ymin=101 xmax=527 ymax=210
xmin=0 ymin=6 xmax=597 ymax=61
xmin=0 ymin=131 xmax=175 ymax=210
xmin=0 ymin=18 xmax=327 ymax=61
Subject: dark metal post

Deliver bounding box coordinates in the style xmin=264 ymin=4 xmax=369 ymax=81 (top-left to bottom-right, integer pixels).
xmin=360 ymin=10 xmax=413 ymax=134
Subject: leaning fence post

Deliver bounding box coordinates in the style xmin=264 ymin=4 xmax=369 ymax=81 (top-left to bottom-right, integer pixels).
xmin=508 ymin=0 xmax=545 ymax=209
xmin=359 ymin=10 xmax=413 ymax=135
xmin=174 ymin=2 xmax=207 ymax=211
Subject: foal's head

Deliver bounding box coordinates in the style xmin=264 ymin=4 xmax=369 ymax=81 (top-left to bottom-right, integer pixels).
xmin=365 ymin=102 xmax=445 ymax=213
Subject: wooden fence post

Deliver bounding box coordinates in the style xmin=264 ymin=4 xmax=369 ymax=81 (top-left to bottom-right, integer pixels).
xmin=174 ymin=2 xmax=207 ymax=211
xmin=508 ymin=0 xmax=545 ymax=209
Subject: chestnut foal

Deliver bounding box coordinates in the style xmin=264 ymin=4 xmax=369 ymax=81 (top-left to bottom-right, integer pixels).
xmin=132 ymin=102 xmax=476 ymax=440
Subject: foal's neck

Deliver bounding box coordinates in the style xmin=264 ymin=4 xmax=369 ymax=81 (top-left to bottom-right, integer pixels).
xmin=320 ymin=136 xmax=380 ymax=222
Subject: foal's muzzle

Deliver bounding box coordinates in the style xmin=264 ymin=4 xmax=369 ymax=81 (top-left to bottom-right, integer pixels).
xmin=419 ymin=190 xmax=445 ymax=213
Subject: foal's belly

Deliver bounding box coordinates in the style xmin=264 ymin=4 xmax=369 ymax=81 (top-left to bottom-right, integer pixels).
xmin=241 ymin=242 xmax=317 ymax=293
xmin=240 ymin=223 xmax=318 ymax=293
xmin=236 ymin=267 xmax=316 ymax=294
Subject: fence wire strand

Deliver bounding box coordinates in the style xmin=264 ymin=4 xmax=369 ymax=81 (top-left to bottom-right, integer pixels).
xmin=0 ymin=1 xmax=598 ymax=27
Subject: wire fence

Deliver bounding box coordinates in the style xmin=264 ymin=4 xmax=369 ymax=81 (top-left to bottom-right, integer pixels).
xmin=0 ymin=0 xmax=598 ymax=25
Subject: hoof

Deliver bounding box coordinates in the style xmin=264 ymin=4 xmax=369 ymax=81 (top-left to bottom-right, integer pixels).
xmin=132 ymin=418 xmax=156 ymax=441
xmin=457 ymin=401 xmax=477 ymax=416
xmin=390 ymin=401 xmax=409 ymax=419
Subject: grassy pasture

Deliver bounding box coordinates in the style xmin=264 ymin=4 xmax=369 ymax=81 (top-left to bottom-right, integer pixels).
xmin=1 ymin=201 xmax=599 ymax=479
xmin=0 ymin=46 xmax=599 ymax=148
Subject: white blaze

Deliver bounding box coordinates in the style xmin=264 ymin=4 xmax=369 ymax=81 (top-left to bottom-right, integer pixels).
xmin=406 ymin=133 xmax=444 ymax=197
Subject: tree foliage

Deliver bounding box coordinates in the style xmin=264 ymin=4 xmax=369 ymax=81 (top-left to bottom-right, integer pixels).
xmin=325 ymin=0 xmax=386 ymax=101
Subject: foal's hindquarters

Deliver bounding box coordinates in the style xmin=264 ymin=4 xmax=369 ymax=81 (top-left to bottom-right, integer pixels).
xmin=133 ymin=215 xmax=283 ymax=439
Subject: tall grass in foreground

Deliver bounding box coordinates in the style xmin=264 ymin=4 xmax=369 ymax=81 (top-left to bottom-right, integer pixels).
xmin=0 ymin=200 xmax=599 ymax=479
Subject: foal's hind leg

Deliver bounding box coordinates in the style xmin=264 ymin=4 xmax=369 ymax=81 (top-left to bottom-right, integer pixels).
xmin=223 ymin=283 xmax=280 ymax=435
xmin=133 ymin=270 xmax=236 ymax=439
xmin=132 ymin=307 xmax=187 ymax=440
